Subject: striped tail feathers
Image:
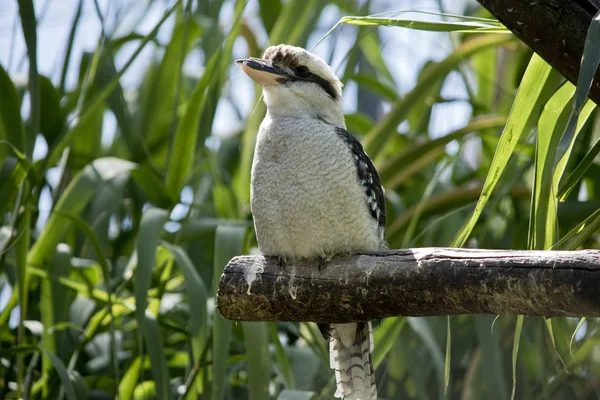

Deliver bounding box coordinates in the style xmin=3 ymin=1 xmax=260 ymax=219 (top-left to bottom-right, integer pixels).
xmin=330 ymin=322 xmax=377 ymax=400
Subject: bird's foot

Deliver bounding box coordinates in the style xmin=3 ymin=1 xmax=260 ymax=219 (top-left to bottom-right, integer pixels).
xmin=278 ymin=255 xmax=287 ymax=270
xmin=318 ymin=256 xmax=330 ymax=272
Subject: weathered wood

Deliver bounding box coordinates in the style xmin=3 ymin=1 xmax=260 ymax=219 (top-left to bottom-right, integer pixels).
xmin=476 ymin=0 xmax=600 ymax=104
xmin=217 ymin=248 xmax=600 ymax=323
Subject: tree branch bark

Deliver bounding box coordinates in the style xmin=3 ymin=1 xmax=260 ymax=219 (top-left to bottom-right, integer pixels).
xmin=476 ymin=0 xmax=600 ymax=104
xmin=217 ymin=248 xmax=600 ymax=323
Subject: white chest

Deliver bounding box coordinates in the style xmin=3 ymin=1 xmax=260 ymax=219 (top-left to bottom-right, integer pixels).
xmin=250 ymin=116 xmax=381 ymax=259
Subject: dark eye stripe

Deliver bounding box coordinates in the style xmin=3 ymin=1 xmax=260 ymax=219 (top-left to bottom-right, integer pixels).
xmin=279 ymin=72 xmax=339 ymax=101
xmin=307 ymin=72 xmax=339 ymax=101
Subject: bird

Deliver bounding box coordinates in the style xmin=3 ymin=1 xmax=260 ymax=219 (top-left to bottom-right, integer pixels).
xmin=236 ymin=44 xmax=386 ymax=400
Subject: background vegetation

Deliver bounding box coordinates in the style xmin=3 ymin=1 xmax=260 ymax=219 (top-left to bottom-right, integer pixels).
xmin=1 ymin=0 xmax=599 ymax=399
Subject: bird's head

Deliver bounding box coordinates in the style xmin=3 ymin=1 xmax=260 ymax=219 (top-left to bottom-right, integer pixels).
xmin=236 ymin=44 xmax=344 ymax=126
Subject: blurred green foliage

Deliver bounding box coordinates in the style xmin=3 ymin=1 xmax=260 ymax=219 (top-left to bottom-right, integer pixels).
xmin=0 ymin=1 xmax=599 ymax=399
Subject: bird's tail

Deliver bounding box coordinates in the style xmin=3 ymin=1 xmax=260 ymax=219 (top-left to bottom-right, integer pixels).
xmin=330 ymin=321 xmax=377 ymax=400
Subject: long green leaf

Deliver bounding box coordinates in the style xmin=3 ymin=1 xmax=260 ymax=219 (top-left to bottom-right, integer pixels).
xmin=0 ymin=63 xmax=25 ymax=158
xmin=28 ymin=158 xmax=136 ymax=267
xmin=407 ymin=318 xmax=445 ymax=398
xmin=557 ymin=135 xmax=600 ymax=199
xmin=364 ymin=34 xmax=513 ymax=159
xmin=453 ymin=54 xmax=561 ymax=247
xmin=530 ymin=82 xmax=575 ymax=250
xmin=211 ymin=225 xmax=246 ymax=400
xmin=511 ymin=316 xmax=524 ymax=400
xmin=243 ymin=322 xmax=271 ymax=400
xmin=135 ymin=208 xmax=168 ymax=327
xmin=553 ymin=9 xmax=600 ymax=168
xmin=340 ymin=15 xmax=509 ymax=32
xmin=40 ymin=244 xmax=72 ymax=395
xmin=17 ymin=0 xmax=38 ymax=157
xmin=144 ymin=314 xmax=172 ymax=400
xmin=46 ymin=3 xmax=178 ymax=168
xmin=39 ymin=347 xmax=78 ymax=400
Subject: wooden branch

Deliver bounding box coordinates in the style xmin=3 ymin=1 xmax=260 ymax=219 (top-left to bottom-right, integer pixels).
xmin=217 ymin=248 xmax=600 ymax=323
xmin=476 ymin=0 xmax=600 ymax=104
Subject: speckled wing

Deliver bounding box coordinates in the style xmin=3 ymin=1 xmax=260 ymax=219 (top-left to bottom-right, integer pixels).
xmin=333 ymin=126 xmax=386 ymax=239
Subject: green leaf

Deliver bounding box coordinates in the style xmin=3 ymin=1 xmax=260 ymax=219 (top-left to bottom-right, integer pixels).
xmin=39 ymin=346 xmax=78 ymax=400
xmin=165 ymin=244 xmax=207 ymax=337
xmin=144 ymin=314 xmax=171 ymax=400
xmin=364 ymin=34 xmax=513 ymax=159
xmin=452 ymin=54 xmax=562 ymax=247
xmin=135 ymin=208 xmax=168 ymax=326
xmin=28 ymin=158 xmax=136 ymax=266
xmin=554 ymin=9 xmax=600 ymax=168
xmin=379 ymin=115 xmax=506 ymax=188
xmin=141 ymin=14 xmax=201 ymax=155
xmin=530 ymin=82 xmax=576 ymax=250
xmin=119 ymin=357 xmax=142 ymax=400
xmin=14 ymin=210 xmax=30 ymax=397
xmin=165 ymin=45 xmax=220 ymax=200
xmin=211 ymin=225 xmax=246 ymax=400
xmin=407 ymin=318 xmax=445 ymax=398
xmin=557 ymin=135 xmax=600 ymax=199
xmin=258 ymin=0 xmax=282 ymax=34
xmin=372 ymin=317 xmax=406 ymax=367
xmin=40 ymin=244 xmax=72 ymax=385
xmin=511 ymin=316 xmax=524 ymax=400
xmin=0 ymin=63 xmax=25 ymax=157
xmin=552 ymin=207 xmax=600 ymax=250
xmin=444 ymin=317 xmax=451 ymax=394
xmin=17 ymin=0 xmax=39 ymax=157
xmin=243 ymin=322 xmax=271 ymax=400
xmin=39 ymin=75 xmax=65 ymax=146
xmin=0 ymin=155 xmax=29 ymax=218
xmin=570 ymin=318 xmax=587 ymax=356
xmin=46 ymin=3 xmax=178 ymax=168
xmin=475 ymin=315 xmax=507 ymax=400
xmin=339 ymin=15 xmax=509 ymax=32
xmin=269 ymin=322 xmax=295 ymax=389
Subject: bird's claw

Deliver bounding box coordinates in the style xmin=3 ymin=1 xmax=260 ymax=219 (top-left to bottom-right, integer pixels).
xmin=318 ymin=256 xmax=329 ymax=271
xmin=278 ymin=256 xmax=287 ymax=270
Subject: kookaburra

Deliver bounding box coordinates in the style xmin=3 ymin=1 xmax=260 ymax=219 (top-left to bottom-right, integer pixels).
xmin=237 ymin=44 xmax=386 ymax=400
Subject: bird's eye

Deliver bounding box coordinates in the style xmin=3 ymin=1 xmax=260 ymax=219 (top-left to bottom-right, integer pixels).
xmin=295 ymin=66 xmax=309 ymax=77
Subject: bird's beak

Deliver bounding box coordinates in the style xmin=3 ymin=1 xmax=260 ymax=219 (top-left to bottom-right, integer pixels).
xmin=235 ymin=58 xmax=285 ymax=86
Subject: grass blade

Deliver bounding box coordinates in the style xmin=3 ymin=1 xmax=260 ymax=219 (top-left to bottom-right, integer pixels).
xmin=40 ymin=244 xmax=72 ymax=396
xmin=243 ymin=322 xmax=271 ymax=400
xmin=39 ymin=346 xmax=78 ymax=400
xmin=552 ymin=207 xmax=600 ymax=250
xmin=372 ymin=317 xmax=406 ymax=367
xmin=364 ymin=34 xmax=513 ymax=159
xmin=529 ymin=82 xmax=575 ymax=250
xmin=475 ymin=315 xmax=507 ymax=400
xmin=340 ymin=15 xmax=509 ymax=33
xmin=135 ymin=207 xmax=168 ymax=326
xmin=269 ymin=322 xmax=295 ymax=389
xmin=553 ymin=9 xmax=600 ymax=168
xmin=144 ymin=314 xmax=172 ymax=400
xmin=28 ymin=158 xmax=136 ymax=267
xmin=0 ymin=63 xmax=25 ymax=157
xmin=511 ymin=316 xmax=524 ymax=400
xmin=557 ymin=136 xmax=600 ymax=199
xmin=452 ymin=54 xmax=561 ymax=247
xmin=444 ymin=316 xmax=451 ymax=394
xmin=212 ymin=225 xmax=246 ymax=400
xmin=407 ymin=318 xmax=445 ymax=397
xmin=569 ymin=318 xmax=587 ymax=357
xmin=17 ymin=0 xmax=38 ymax=157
